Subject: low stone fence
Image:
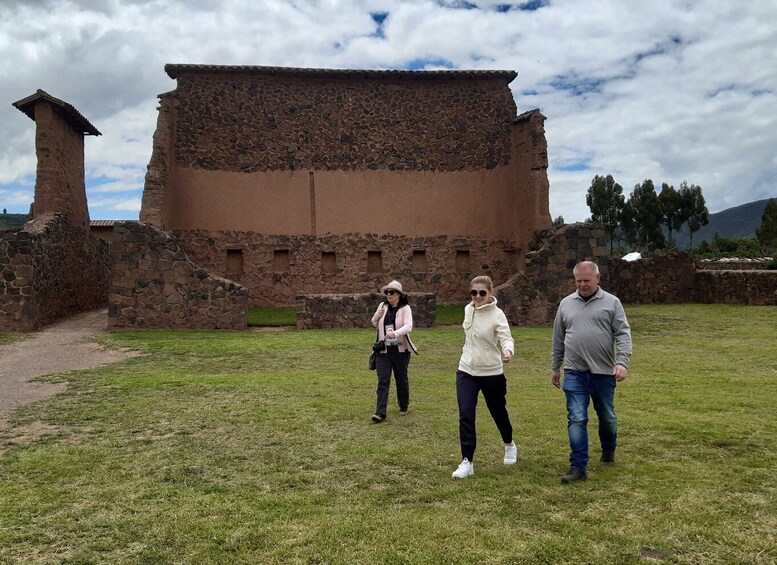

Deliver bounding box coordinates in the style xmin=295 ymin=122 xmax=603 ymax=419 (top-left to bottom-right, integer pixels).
xmin=296 ymin=292 xmax=436 ymax=329
xmin=1 ymin=214 xmax=111 ymax=331
xmin=694 ymin=270 xmax=777 ymax=305
xmin=607 ymin=253 xmax=696 ymax=304
xmin=109 ymin=222 xmax=248 ymax=330
xmin=697 ymin=258 xmax=774 ymax=270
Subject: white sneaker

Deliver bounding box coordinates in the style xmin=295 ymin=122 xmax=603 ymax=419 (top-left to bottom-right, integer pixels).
xmin=452 ymin=458 xmax=474 ymax=479
xmin=504 ymin=443 xmax=518 ymax=465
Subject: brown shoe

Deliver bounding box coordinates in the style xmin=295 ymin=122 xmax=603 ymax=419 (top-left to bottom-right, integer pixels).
xmin=561 ymin=467 xmax=587 ymax=484
xmin=600 ymin=452 xmax=615 ymax=467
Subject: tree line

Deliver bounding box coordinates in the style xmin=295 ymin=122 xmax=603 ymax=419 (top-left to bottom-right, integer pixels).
xmin=585 ymin=175 xmax=712 ymax=252
xmin=581 ymin=174 xmax=777 ymax=255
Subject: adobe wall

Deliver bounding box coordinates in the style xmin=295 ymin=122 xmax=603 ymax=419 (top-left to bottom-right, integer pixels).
xmin=171 ymin=229 xmax=520 ymax=307
xmin=296 ymin=292 xmax=436 ymax=329
xmin=0 ymin=215 xmax=111 ymax=332
xmin=31 ymin=101 xmax=89 ymax=232
xmin=109 ymin=222 xmax=248 ymax=330
xmin=142 ymin=68 xmax=550 ymax=247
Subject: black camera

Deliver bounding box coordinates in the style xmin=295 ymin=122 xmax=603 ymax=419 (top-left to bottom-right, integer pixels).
xmin=372 ymin=340 xmax=386 ymax=353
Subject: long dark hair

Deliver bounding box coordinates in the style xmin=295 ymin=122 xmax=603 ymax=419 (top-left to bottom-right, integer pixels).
xmin=396 ymin=293 xmax=409 ymax=308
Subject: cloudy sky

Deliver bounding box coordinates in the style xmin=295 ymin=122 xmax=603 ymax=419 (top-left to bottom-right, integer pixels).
xmin=1 ymin=0 xmax=775 ymax=222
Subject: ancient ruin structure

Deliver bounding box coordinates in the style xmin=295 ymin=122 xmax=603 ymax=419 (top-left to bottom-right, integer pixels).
xmin=1 ymin=91 xmax=111 ymax=331
xmin=140 ymin=65 xmax=551 ymax=306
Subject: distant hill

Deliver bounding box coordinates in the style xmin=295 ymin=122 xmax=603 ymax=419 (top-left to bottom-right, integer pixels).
xmin=671 ymin=198 xmax=775 ymax=249
xmin=0 ymin=213 xmax=28 ymax=229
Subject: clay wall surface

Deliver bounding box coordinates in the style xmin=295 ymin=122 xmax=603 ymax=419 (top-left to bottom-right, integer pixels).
xmin=142 ymin=68 xmax=551 ymax=248
xmin=296 ymin=292 xmax=436 ymax=329
xmin=171 ymin=229 xmax=520 ymax=307
xmin=0 ymin=215 xmax=111 ymax=332
xmin=32 ymin=102 xmax=89 ymax=232
xmin=109 ymin=222 xmax=248 ymax=330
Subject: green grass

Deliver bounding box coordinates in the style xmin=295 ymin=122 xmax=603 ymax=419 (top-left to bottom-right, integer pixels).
xmin=436 ymin=304 xmax=465 ymax=325
xmin=0 ymin=333 xmax=25 ymax=345
xmin=1 ymin=304 xmax=776 ymax=563
xmin=247 ymin=307 xmax=296 ymax=327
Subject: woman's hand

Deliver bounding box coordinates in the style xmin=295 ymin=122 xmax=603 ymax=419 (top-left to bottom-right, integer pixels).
xmin=503 ymin=351 xmax=513 ymax=364
xmin=386 ymin=331 xmax=396 ymax=339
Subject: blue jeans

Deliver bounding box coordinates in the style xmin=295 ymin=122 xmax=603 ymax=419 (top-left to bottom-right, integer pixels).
xmin=562 ymin=369 xmax=617 ymax=472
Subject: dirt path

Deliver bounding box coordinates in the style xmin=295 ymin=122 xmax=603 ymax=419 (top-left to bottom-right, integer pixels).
xmin=0 ymin=309 xmax=138 ymax=430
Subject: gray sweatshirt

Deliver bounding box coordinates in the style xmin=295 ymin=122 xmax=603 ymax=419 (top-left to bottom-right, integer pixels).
xmin=551 ymin=287 xmax=632 ymax=375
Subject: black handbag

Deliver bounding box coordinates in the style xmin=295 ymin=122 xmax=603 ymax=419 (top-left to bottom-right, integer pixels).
xmin=369 ymin=323 xmax=383 ymax=370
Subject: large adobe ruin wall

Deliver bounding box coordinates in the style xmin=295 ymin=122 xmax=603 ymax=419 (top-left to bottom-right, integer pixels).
xmin=109 ymin=222 xmax=248 ymax=330
xmin=0 ymin=215 xmax=111 ymax=332
xmin=171 ymin=229 xmax=521 ymax=307
xmin=141 ymin=68 xmax=551 ymax=247
xmin=171 ymin=71 xmax=517 ymax=173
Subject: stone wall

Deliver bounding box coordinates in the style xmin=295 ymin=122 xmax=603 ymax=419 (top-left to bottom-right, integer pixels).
xmin=607 ymin=253 xmax=697 ymax=304
xmin=697 ymin=258 xmax=774 ymax=270
xmin=171 ymin=229 xmax=520 ymax=307
xmin=109 ymin=222 xmax=248 ymax=330
xmin=496 ymin=223 xmax=609 ymax=326
xmin=694 ymin=270 xmax=777 ymax=305
xmin=0 ymin=215 xmax=111 ymax=332
xmin=296 ymin=292 xmax=436 ymax=329
xmin=168 ymin=67 xmax=517 ymax=173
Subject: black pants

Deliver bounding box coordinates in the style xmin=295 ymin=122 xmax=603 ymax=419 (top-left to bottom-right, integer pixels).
xmin=375 ymin=346 xmax=411 ymax=418
xmin=456 ymin=370 xmax=513 ymax=462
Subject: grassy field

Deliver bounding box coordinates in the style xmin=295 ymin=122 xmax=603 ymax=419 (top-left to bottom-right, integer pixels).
xmin=0 ymin=304 xmax=775 ymax=563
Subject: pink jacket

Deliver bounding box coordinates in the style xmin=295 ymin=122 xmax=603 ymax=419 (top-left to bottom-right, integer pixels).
xmin=371 ymin=303 xmax=418 ymax=354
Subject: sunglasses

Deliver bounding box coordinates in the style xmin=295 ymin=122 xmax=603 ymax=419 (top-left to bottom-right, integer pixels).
xmin=384 ymin=289 xmax=398 ymax=296
xmin=470 ymin=289 xmax=488 ymax=297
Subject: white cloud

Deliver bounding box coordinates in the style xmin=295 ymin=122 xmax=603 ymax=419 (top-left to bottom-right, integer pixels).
xmin=1 ymin=0 xmax=775 ymax=222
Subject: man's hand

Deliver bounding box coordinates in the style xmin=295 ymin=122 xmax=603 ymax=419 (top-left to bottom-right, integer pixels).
xmin=551 ymin=370 xmax=561 ymax=389
xmin=615 ymin=364 xmax=628 ymax=382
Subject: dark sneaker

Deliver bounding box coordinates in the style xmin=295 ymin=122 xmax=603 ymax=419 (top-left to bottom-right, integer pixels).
xmin=371 ymin=414 xmax=385 ymax=423
xmin=561 ymin=467 xmax=587 ymax=484
xmin=600 ymin=452 xmax=615 ymax=466
xmin=399 ymin=408 xmax=408 ymax=416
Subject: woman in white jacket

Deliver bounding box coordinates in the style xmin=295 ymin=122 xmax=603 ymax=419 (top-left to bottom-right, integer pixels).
xmin=452 ymin=275 xmax=517 ymax=479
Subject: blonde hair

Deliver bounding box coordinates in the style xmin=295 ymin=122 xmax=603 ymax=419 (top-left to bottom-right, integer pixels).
xmin=470 ymin=275 xmax=493 ymax=291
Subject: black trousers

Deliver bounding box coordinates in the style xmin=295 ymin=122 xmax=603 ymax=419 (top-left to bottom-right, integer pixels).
xmin=456 ymin=370 xmax=513 ymax=462
xmin=375 ymin=346 xmax=411 ymax=418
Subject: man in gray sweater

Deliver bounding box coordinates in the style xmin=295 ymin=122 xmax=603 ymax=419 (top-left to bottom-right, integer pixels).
xmin=551 ymin=261 xmax=632 ymax=484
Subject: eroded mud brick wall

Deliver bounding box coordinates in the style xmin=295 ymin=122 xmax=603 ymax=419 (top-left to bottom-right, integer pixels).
xmin=1 ymin=216 xmax=111 ymax=331
xmin=141 ymin=65 xmax=551 ymax=306
xmin=109 ymin=222 xmax=248 ymax=330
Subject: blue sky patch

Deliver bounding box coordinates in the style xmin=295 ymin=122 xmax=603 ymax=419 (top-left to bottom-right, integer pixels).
xmin=370 ymin=12 xmax=388 ymax=39
xmin=406 ymin=58 xmax=455 ymax=70
xmin=556 ymin=157 xmax=593 ymax=172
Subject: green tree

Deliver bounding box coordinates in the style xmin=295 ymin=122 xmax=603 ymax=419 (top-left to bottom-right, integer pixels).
xmin=552 ymin=215 xmax=565 ymax=228
xmin=678 ymin=181 xmax=708 ymax=249
xmin=756 ymin=198 xmax=777 ymax=251
xmin=658 ymin=183 xmax=683 ymax=248
xmin=624 ymin=179 xmax=665 ymax=249
xmin=586 ymin=174 xmax=625 ymax=253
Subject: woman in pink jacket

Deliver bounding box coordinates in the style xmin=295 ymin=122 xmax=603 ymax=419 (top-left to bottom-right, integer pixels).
xmin=370 ymin=280 xmax=418 ymax=423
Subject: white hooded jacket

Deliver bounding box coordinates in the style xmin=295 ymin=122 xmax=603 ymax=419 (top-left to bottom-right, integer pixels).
xmin=458 ymin=297 xmax=515 ymax=376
